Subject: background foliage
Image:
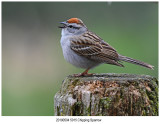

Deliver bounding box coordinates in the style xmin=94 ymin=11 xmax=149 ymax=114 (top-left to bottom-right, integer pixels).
xmin=2 ymin=2 xmax=158 ymax=115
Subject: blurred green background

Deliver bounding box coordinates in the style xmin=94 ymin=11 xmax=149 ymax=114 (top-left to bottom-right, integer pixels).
xmin=2 ymin=2 xmax=158 ymax=116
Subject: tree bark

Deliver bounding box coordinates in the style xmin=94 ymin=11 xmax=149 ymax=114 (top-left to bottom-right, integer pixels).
xmin=54 ymin=73 xmax=158 ymax=116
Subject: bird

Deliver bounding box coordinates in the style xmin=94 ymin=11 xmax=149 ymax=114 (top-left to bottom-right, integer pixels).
xmin=59 ymin=18 xmax=154 ymax=76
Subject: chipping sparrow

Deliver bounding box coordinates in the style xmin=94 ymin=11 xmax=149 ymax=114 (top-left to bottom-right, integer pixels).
xmin=59 ymin=18 xmax=154 ymax=76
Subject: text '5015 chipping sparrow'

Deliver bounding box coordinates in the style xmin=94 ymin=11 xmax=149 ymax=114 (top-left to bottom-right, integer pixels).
xmin=59 ymin=18 xmax=154 ymax=76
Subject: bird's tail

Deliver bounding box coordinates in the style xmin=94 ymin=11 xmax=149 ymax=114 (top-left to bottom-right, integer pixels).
xmin=118 ymin=54 xmax=154 ymax=70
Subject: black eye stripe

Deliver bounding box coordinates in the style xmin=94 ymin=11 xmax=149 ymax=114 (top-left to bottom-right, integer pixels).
xmin=68 ymin=25 xmax=80 ymax=29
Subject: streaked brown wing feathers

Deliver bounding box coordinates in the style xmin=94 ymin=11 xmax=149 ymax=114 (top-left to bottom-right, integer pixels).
xmin=70 ymin=31 xmax=120 ymax=64
xmin=71 ymin=38 xmax=102 ymax=56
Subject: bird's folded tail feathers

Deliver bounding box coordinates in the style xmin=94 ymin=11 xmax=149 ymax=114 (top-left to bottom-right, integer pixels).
xmin=118 ymin=54 xmax=154 ymax=70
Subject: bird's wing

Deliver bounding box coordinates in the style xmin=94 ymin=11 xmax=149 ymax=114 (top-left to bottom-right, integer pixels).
xmin=70 ymin=31 xmax=123 ymax=67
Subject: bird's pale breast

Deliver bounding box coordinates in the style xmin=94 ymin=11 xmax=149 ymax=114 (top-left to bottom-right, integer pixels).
xmin=60 ymin=36 xmax=99 ymax=69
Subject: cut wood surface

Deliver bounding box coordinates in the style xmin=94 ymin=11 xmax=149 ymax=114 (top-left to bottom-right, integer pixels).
xmin=54 ymin=73 xmax=158 ymax=116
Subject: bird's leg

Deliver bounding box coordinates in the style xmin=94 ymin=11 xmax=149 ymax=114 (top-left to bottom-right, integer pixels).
xmin=73 ymin=68 xmax=94 ymax=77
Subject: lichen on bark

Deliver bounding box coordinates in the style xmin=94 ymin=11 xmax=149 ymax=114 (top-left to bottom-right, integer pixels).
xmin=54 ymin=73 xmax=158 ymax=116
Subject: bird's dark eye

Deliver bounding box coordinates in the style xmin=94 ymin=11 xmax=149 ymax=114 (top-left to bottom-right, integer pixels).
xmin=68 ymin=25 xmax=73 ymax=28
xmin=68 ymin=25 xmax=80 ymax=29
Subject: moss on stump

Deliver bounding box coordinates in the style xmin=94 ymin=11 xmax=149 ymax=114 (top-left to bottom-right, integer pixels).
xmin=54 ymin=73 xmax=158 ymax=116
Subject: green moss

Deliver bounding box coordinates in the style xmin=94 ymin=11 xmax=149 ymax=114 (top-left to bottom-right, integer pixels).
xmin=142 ymin=110 xmax=146 ymax=116
xmin=57 ymin=106 xmax=60 ymax=116
xmin=71 ymin=78 xmax=80 ymax=86
xmin=67 ymin=78 xmax=81 ymax=90
xmin=72 ymin=101 xmax=83 ymax=116
xmin=155 ymin=86 xmax=158 ymax=96
xmin=86 ymin=103 xmax=91 ymax=116
xmin=60 ymin=104 xmax=65 ymax=116
xmin=100 ymin=97 xmax=112 ymax=109
xmin=146 ymin=87 xmax=158 ymax=116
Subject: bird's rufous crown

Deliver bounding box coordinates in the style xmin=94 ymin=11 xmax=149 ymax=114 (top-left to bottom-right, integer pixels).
xmin=67 ymin=18 xmax=86 ymax=27
xmin=67 ymin=18 xmax=81 ymax=24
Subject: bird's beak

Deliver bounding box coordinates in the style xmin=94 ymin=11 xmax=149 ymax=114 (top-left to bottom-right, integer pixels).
xmin=58 ymin=21 xmax=67 ymax=28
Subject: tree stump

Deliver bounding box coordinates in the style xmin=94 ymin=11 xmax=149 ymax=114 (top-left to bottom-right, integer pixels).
xmin=54 ymin=73 xmax=158 ymax=116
